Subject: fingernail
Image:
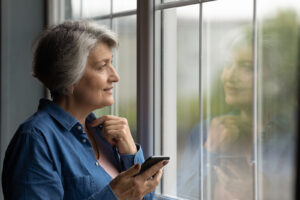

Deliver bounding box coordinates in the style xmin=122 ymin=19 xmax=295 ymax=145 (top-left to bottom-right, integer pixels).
xmin=162 ymin=160 xmax=169 ymax=166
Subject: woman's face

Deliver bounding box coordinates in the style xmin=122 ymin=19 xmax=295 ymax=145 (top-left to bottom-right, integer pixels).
xmin=73 ymin=42 xmax=119 ymax=109
xmin=221 ymin=47 xmax=253 ymax=108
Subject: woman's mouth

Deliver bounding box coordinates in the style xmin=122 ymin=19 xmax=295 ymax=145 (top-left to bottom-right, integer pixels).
xmin=224 ymin=86 xmax=242 ymax=94
xmin=104 ymin=87 xmax=113 ymax=94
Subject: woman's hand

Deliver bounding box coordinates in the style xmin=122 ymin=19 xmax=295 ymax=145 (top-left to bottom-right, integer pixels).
xmin=89 ymin=115 xmax=137 ymax=154
xmin=204 ymin=115 xmax=252 ymax=154
xmin=110 ymin=161 xmax=166 ymax=200
xmin=214 ymin=160 xmax=253 ymax=200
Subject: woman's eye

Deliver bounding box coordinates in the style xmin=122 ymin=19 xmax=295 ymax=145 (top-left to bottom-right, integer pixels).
xmin=239 ymin=61 xmax=253 ymax=70
xmin=97 ymin=63 xmax=107 ymax=70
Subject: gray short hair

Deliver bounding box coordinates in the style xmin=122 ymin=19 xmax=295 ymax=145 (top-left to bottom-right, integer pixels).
xmin=32 ymin=20 xmax=118 ymax=98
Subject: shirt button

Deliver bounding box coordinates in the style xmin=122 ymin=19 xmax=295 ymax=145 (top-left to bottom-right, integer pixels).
xmin=82 ymin=139 xmax=87 ymax=143
xmin=77 ymin=126 xmax=82 ymax=130
xmin=95 ymin=162 xmax=99 ymax=166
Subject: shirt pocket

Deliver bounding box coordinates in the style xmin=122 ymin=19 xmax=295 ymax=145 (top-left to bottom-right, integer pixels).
xmin=63 ymin=175 xmax=96 ymax=200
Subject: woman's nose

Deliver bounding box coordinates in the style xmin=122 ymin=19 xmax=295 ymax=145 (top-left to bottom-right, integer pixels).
xmin=225 ymin=65 xmax=239 ymax=83
xmin=108 ymin=66 xmax=120 ymax=83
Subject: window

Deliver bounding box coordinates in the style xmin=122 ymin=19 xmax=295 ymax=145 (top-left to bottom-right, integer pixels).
xmin=155 ymin=0 xmax=300 ymax=199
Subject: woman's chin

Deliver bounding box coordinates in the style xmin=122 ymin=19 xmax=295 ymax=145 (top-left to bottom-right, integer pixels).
xmin=91 ymin=99 xmax=114 ymax=110
xmin=103 ymin=99 xmax=114 ymax=107
xmin=225 ymin=97 xmax=252 ymax=109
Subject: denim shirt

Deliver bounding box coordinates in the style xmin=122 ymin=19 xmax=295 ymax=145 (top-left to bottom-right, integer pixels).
xmin=2 ymin=99 xmax=154 ymax=200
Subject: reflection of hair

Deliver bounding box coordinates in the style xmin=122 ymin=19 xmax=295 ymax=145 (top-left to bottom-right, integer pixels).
xmin=260 ymin=10 xmax=299 ymax=103
xmin=223 ymin=10 xmax=299 ymax=107
xmin=220 ymin=26 xmax=252 ymax=65
xmin=32 ymin=20 xmax=118 ymax=99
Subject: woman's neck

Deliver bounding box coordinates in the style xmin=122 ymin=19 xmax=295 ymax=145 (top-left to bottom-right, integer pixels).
xmin=240 ymin=109 xmax=252 ymax=122
xmin=53 ymin=96 xmax=92 ymax=127
xmin=239 ymin=106 xmax=271 ymax=133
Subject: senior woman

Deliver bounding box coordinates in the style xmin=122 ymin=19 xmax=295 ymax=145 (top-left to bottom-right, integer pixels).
xmin=2 ymin=20 xmax=167 ymax=200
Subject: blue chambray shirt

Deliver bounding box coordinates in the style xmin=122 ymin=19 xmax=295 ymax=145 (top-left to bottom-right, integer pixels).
xmin=2 ymin=99 xmax=154 ymax=200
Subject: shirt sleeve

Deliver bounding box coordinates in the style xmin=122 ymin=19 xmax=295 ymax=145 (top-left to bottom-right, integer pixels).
xmin=2 ymin=128 xmax=64 ymax=200
xmin=87 ymin=185 xmax=118 ymax=200
xmin=119 ymin=144 xmax=145 ymax=171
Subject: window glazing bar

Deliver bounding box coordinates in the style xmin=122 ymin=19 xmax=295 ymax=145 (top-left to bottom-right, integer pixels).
xmin=155 ymin=0 xmax=216 ymax=11
xmin=137 ymin=0 xmax=154 ymax=158
xmin=200 ymin=0 xmax=217 ymax=3
xmin=155 ymin=0 xmax=198 ymax=10
xmin=109 ymin=0 xmax=113 ymax=115
xmin=252 ymin=0 xmax=259 ymax=199
xmin=199 ymin=3 xmax=204 ymax=200
xmin=92 ymin=9 xmax=136 ymax=20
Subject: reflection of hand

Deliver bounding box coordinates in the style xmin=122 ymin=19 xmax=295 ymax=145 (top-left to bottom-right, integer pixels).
xmin=89 ymin=115 xmax=137 ymax=154
xmin=110 ymin=161 xmax=166 ymax=200
xmin=204 ymin=115 xmax=252 ymax=154
xmin=214 ymin=161 xmax=253 ymax=200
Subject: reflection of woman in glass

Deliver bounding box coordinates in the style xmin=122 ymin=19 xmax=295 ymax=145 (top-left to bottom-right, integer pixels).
xmin=178 ymin=10 xmax=298 ymax=200
xmin=205 ymin=38 xmax=254 ymax=200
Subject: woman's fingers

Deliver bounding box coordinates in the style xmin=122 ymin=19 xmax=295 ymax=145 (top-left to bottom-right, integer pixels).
xmin=121 ymin=164 xmax=141 ymax=178
xmin=144 ymin=169 xmax=163 ymax=194
xmin=104 ymin=125 xmax=127 ymax=132
xmin=89 ymin=115 xmax=107 ymax=127
xmin=103 ymin=118 xmax=128 ymax=126
xmin=89 ymin=115 xmax=121 ymax=127
xmin=150 ymin=168 xmax=163 ymax=186
xmin=110 ymin=162 xmax=164 ymax=200
xmin=138 ymin=160 xmax=168 ymax=181
xmin=93 ymin=115 xmax=136 ymax=154
xmin=102 ymin=133 xmax=117 ymax=146
xmin=215 ymin=166 xmax=229 ymax=186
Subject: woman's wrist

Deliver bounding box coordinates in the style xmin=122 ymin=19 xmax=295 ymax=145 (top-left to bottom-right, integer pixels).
xmin=118 ymin=140 xmax=137 ymax=154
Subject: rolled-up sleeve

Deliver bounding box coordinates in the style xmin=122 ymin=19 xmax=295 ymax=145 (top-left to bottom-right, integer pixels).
xmin=119 ymin=144 xmax=145 ymax=171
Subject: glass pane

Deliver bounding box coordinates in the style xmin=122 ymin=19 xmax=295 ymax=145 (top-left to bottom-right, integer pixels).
xmin=94 ymin=107 xmax=110 ymax=118
xmin=201 ymin=0 xmax=253 ymax=199
xmin=155 ymin=0 xmax=187 ymax=4
xmin=96 ymin=19 xmax=111 ymax=29
xmin=112 ymin=15 xmax=137 ymax=140
xmin=256 ymin=0 xmax=300 ymax=199
xmin=155 ymin=5 xmax=200 ymax=198
xmin=81 ymin=0 xmax=110 ymax=18
xmin=68 ymin=0 xmax=110 ymax=19
xmin=113 ymin=0 xmax=136 ymax=13
xmin=64 ymin=0 xmax=73 ymax=20
xmin=68 ymin=0 xmax=81 ymax=19
xmin=163 ymin=0 xmax=186 ymax=3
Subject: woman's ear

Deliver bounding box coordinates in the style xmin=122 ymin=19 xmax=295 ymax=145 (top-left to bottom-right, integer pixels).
xmin=67 ymin=85 xmax=75 ymax=95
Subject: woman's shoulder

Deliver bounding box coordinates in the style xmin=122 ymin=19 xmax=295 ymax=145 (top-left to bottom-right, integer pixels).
xmin=13 ymin=108 xmax=63 ymax=145
xmin=18 ymin=109 xmax=54 ymax=134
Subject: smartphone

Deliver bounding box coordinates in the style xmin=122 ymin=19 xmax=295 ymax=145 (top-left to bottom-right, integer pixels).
xmin=135 ymin=156 xmax=170 ymax=176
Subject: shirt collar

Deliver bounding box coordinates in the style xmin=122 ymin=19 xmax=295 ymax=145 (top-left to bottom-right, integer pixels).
xmin=38 ymin=98 xmax=79 ymax=131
